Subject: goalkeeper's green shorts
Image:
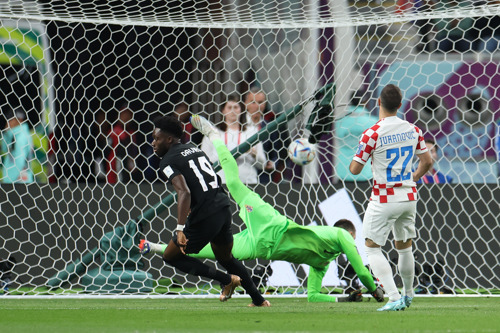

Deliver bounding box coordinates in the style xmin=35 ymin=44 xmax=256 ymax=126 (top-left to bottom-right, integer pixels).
xmin=237 ymin=190 xmax=290 ymax=259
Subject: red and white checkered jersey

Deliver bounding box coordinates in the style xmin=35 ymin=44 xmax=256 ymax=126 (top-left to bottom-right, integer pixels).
xmin=353 ymin=116 xmax=428 ymax=203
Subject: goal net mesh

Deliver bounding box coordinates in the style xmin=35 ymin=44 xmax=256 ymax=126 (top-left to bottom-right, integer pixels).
xmin=0 ymin=0 xmax=498 ymax=296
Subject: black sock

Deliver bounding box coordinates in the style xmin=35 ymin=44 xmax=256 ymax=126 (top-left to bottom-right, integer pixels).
xmin=219 ymin=257 xmax=265 ymax=305
xmin=165 ymin=256 xmax=231 ymax=285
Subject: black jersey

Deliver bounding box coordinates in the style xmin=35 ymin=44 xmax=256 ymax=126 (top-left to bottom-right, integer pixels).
xmin=159 ymin=143 xmax=230 ymax=224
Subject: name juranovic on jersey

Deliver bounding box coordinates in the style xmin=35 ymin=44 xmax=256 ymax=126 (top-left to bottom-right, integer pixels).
xmin=379 ymin=130 xmax=416 ymax=147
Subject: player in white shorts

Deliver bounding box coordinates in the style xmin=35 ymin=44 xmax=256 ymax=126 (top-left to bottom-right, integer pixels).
xmin=350 ymin=84 xmax=432 ymax=311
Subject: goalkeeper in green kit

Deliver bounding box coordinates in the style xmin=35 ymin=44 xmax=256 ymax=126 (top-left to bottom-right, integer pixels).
xmin=140 ymin=115 xmax=384 ymax=303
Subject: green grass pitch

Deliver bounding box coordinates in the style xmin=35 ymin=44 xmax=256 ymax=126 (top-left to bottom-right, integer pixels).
xmin=1 ymin=297 xmax=499 ymax=333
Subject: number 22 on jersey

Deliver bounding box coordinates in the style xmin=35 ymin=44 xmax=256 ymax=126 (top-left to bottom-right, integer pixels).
xmin=189 ymin=156 xmax=219 ymax=191
xmin=386 ymin=145 xmax=413 ymax=182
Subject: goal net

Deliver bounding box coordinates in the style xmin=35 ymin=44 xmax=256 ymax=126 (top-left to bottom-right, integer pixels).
xmin=0 ymin=0 xmax=499 ymax=297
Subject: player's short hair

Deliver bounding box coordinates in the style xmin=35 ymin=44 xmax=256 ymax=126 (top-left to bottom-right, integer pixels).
xmin=333 ymin=219 xmax=356 ymax=233
xmin=153 ymin=115 xmax=183 ymax=139
xmin=380 ymin=84 xmax=402 ymax=113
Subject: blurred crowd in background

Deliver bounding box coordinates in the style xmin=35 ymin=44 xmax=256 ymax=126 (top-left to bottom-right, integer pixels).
xmin=1 ymin=0 xmax=499 ymax=185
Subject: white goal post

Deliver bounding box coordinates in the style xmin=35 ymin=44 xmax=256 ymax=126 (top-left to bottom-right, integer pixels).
xmin=0 ymin=1 xmax=499 ymax=297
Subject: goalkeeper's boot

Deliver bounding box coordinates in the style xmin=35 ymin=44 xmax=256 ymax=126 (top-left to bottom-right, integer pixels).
xmin=377 ymin=298 xmax=406 ymax=311
xmin=248 ymin=300 xmax=271 ymax=307
xmin=220 ymin=274 xmax=242 ymax=302
xmin=403 ymin=296 xmax=413 ymax=308
xmin=191 ymin=115 xmax=219 ymax=141
xmin=138 ymin=239 xmax=151 ymax=255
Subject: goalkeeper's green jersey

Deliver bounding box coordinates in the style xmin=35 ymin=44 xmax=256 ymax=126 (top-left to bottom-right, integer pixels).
xmin=271 ymin=222 xmax=376 ymax=302
xmin=193 ymin=218 xmax=377 ymax=302
xmin=272 ymin=222 xmax=351 ymax=267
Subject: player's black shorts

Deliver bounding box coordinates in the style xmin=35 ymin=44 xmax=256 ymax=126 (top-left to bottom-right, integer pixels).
xmin=172 ymin=206 xmax=233 ymax=254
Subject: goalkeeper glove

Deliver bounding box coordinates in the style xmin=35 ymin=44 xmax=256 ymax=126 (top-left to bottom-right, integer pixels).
xmin=370 ymin=286 xmax=385 ymax=302
xmin=338 ymin=289 xmax=363 ymax=302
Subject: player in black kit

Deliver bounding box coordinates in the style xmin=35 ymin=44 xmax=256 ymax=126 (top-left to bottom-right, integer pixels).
xmin=151 ymin=115 xmax=270 ymax=307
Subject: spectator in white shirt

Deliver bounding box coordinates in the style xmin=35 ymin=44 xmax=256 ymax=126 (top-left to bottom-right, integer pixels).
xmin=244 ymin=87 xmax=290 ymax=183
xmin=200 ymin=95 xmax=267 ymax=184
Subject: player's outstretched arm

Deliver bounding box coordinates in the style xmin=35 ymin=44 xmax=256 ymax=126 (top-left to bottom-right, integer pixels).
xmin=341 ymin=245 xmax=384 ymax=302
xmin=338 ymin=231 xmax=378 ymax=293
xmin=340 ymin=243 xmax=384 ymax=302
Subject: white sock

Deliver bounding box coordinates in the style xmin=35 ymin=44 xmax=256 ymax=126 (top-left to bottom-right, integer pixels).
xmin=195 ymin=115 xmax=220 ymax=141
xmin=397 ymin=246 xmax=415 ymax=298
xmin=365 ymin=246 xmax=401 ymax=302
xmin=149 ymin=242 xmax=167 ymax=255
xmin=208 ymin=131 xmax=220 ymax=142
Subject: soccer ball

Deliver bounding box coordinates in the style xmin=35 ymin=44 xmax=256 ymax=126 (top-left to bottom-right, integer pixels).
xmin=288 ymin=138 xmax=316 ymax=165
